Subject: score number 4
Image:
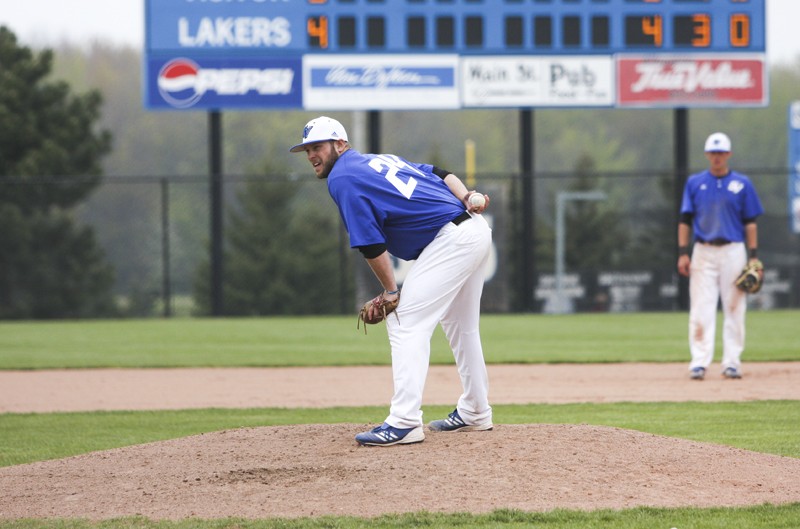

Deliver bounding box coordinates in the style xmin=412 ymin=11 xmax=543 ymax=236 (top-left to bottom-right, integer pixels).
xmin=308 ymin=16 xmax=328 ymax=48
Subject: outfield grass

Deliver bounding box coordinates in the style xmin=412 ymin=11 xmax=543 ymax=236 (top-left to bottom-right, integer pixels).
xmin=0 ymin=310 xmax=798 ymax=369
xmin=1 ymin=312 xmax=798 ymax=528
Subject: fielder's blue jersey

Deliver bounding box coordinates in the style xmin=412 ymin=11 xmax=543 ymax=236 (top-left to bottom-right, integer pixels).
xmin=327 ymin=149 xmax=465 ymax=261
xmin=680 ymin=170 xmax=764 ymax=243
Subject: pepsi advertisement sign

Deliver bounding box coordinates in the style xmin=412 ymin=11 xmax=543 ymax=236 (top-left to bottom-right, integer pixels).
xmin=146 ymin=56 xmax=302 ymax=109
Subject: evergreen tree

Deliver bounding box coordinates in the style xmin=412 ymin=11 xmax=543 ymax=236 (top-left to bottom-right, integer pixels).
xmin=193 ymin=177 xmax=347 ymax=315
xmin=0 ymin=27 xmax=115 ymax=318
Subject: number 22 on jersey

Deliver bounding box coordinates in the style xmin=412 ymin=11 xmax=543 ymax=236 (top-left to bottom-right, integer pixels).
xmin=368 ymin=154 xmax=423 ymax=199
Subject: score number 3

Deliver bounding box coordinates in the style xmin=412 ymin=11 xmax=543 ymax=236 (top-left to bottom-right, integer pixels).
xmin=674 ymin=14 xmax=710 ymax=47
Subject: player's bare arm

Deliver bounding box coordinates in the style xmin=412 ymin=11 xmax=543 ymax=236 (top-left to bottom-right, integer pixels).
xmin=365 ymin=249 xmax=399 ymax=290
xmin=362 ymin=251 xmax=399 ymax=322
xmin=745 ymin=222 xmax=759 ymax=262
xmin=677 ymin=222 xmax=692 ymax=277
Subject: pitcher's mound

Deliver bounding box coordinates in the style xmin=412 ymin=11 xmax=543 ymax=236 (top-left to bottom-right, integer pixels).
xmin=2 ymin=424 xmax=800 ymax=520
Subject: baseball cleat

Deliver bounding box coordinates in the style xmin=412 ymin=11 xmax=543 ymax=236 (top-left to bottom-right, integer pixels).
xmin=690 ymin=367 xmax=706 ymax=380
xmin=355 ymin=423 xmax=424 ymax=446
xmin=722 ymin=367 xmax=742 ymax=379
xmin=428 ymin=409 xmax=493 ymax=432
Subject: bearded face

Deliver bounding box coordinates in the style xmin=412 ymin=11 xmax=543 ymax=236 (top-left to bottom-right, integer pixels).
xmin=305 ymin=140 xmax=342 ymax=180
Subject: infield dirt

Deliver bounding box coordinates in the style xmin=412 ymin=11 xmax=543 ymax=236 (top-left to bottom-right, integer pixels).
xmin=1 ymin=362 xmax=800 ymax=519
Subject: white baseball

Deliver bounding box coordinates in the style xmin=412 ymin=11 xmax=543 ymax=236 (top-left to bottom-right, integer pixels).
xmin=469 ymin=193 xmax=486 ymax=208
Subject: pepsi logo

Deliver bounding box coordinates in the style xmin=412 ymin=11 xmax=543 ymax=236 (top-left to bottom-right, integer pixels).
xmin=158 ymin=58 xmax=203 ymax=108
xmin=154 ymin=58 xmax=297 ymax=108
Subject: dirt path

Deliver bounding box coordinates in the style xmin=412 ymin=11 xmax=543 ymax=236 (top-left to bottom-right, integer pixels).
xmin=1 ymin=362 xmax=799 ymax=520
xmin=2 ymin=362 xmax=799 ymax=413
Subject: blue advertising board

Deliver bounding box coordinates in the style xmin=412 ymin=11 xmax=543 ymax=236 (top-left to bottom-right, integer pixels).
xmin=145 ymin=56 xmax=302 ymax=109
xmin=790 ymin=102 xmax=800 ymax=234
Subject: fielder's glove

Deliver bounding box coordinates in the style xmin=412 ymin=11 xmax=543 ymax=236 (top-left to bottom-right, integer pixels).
xmin=734 ymin=259 xmax=764 ymax=294
xmin=357 ymin=291 xmax=400 ymax=333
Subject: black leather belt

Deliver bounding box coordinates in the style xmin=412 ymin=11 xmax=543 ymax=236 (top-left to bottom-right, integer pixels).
xmin=451 ymin=211 xmax=471 ymax=226
xmin=698 ymin=238 xmax=731 ymax=246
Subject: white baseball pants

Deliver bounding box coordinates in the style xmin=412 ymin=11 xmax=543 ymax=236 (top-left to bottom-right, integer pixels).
xmin=386 ymin=214 xmax=493 ymax=429
xmin=688 ymin=242 xmax=748 ymax=372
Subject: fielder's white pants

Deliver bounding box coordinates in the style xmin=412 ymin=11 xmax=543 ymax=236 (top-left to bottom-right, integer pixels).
xmin=688 ymin=242 xmax=747 ymax=372
xmin=386 ymin=213 xmax=493 ymax=429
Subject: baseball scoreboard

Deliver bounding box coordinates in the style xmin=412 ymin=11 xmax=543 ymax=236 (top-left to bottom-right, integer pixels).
xmin=144 ymin=0 xmax=766 ymax=109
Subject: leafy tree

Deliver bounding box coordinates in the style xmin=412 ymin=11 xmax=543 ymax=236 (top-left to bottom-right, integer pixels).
xmin=0 ymin=27 xmax=115 ymax=318
xmin=193 ymin=176 xmax=348 ymax=315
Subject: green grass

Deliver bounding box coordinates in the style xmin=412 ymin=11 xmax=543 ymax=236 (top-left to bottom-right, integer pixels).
xmin=1 ymin=310 xmax=798 ymax=369
xmin=3 ymin=505 xmax=800 ymax=529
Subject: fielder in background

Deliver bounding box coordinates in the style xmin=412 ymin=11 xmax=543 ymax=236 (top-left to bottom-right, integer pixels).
xmin=290 ymin=116 xmax=494 ymax=446
xmin=677 ymin=132 xmax=764 ymax=381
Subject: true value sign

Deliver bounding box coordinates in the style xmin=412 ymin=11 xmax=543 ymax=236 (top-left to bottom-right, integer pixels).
xmin=617 ymin=55 xmax=767 ymax=108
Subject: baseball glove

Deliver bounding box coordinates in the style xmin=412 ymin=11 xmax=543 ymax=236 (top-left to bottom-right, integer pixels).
xmin=357 ymin=291 xmax=400 ymax=333
xmin=734 ymin=259 xmax=764 ymax=294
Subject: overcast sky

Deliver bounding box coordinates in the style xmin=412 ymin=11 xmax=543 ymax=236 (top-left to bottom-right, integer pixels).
xmin=0 ymin=0 xmax=797 ymax=65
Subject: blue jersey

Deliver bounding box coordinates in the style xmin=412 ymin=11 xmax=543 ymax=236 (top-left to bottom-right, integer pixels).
xmin=680 ymin=169 xmax=763 ymax=243
xmin=327 ymin=149 xmax=465 ymax=261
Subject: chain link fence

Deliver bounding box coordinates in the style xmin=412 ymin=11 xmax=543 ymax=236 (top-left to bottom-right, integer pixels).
xmin=11 ymin=167 xmax=797 ymax=317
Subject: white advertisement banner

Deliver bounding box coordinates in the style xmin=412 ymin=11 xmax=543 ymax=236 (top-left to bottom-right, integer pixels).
xmin=461 ymin=56 xmax=613 ymax=108
xmin=303 ymin=55 xmax=460 ymax=110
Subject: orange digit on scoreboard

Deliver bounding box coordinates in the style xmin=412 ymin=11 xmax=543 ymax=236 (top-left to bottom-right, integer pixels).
xmin=692 ymin=14 xmax=710 ymax=47
xmin=730 ymin=14 xmax=751 ymax=47
xmin=307 ymin=16 xmax=329 ymax=49
xmin=642 ymin=15 xmax=663 ymax=47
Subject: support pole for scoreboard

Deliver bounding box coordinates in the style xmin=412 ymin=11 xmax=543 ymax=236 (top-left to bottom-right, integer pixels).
xmin=520 ymin=109 xmax=535 ymax=311
xmin=674 ymin=108 xmax=689 ymax=311
xmin=368 ymin=111 xmax=381 ymax=153
xmin=209 ymin=110 xmax=224 ymax=316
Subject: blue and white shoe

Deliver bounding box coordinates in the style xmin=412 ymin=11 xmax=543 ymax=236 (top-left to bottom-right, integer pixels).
xmin=722 ymin=367 xmax=742 ymax=379
xmin=427 ymin=409 xmax=493 ymax=432
xmin=355 ymin=423 xmax=425 ymax=446
xmin=690 ymin=367 xmax=706 ymax=380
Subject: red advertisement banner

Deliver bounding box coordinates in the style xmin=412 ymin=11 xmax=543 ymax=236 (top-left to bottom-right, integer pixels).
xmin=617 ymin=56 xmax=766 ymax=108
